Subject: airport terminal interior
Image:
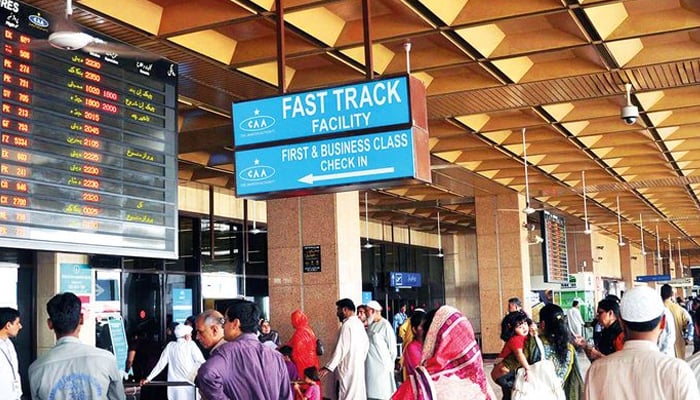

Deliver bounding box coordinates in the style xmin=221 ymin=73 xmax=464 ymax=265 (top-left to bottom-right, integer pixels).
xmin=3 ymin=0 xmax=700 ymax=397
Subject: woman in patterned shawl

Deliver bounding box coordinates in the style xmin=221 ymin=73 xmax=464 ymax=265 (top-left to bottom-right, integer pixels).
xmin=525 ymin=303 xmax=583 ymax=400
xmin=392 ymin=305 xmax=496 ymax=400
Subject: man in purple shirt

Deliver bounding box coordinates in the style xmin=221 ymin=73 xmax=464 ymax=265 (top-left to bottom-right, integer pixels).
xmin=196 ymin=300 xmax=292 ymax=400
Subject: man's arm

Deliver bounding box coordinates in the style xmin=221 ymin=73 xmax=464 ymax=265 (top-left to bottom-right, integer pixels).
xmin=107 ymin=362 xmax=126 ymax=400
xmin=196 ymin=359 xmax=227 ymax=400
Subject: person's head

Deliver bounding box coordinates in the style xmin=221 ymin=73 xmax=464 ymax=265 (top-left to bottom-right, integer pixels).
xmin=507 ymin=297 xmax=522 ymax=312
xmin=604 ymin=294 xmax=621 ymax=303
xmin=260 ymin=319 xmax=272 ymax=334
xmin=0 ymin=307 xmax=21 ymax=339
xmin=506 ymin=311 xmax=530 ymax=338
xmin=279 ymin=345 xmax=293 ymax=360
xmin=356 ymin=305 xmax=367 ymax=323
xmin=174 ymin=323 xmax=193 ymax=340
xmin=620 ymin=286 xmax=665 ymax=339
xmin=335 ymin=298 xmax=355 ymax=322
xmin=47 ymin=292 xmax=82 ymax=337
xmin=409 ymin=309 xmax=427 ymax=342
xmin=572 ymin=299 xmax=579 ymax=308
xmin=291 ymin=309 xmax=309 ymax=329
xmin=366 ymin=300 xmax=382 ymax=323
xmin=224 ymin=299 xmax=261 ymax=341
xmin=400 ymin=305 xmax=407 ymax=313
xmin=195 ymin=309 xmax=225 ymax=349
xmin=185 ymin=315 xmax=196 ymax=327
xmin=660 ymin=284 xmax=673 ymax=301
xmin=538 ymin=303 xmax=570 ymax=363
xmin=303 ymin=366 xmax=320 ymax=382
xmin=596 ymin=298 xmax=620 ymax=328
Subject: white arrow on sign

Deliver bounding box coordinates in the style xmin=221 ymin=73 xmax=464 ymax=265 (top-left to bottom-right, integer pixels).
xmin=298 ymin=167 xmax=395 ymax=185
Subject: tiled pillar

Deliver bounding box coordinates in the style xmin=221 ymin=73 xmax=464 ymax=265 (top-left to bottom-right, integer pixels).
xmin=444 ymin=232 xmax=481 ymax=333
xmin=475 ymin=193 xmax=531 ymax=354
xmin=267 ymin=191 xmax=361 ymax=359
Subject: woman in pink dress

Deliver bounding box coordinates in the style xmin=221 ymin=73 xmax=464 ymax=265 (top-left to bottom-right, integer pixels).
xmin=402 ymin=309 xmax=426 ymax=379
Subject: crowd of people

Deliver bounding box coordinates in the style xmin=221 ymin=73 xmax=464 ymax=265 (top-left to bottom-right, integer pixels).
xmin=6 ymin=287 xmax=700 ymax=399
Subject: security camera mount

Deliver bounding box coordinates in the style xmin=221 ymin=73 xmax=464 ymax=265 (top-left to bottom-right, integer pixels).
xmin=621 ymin=83 xmax=639 ymax=125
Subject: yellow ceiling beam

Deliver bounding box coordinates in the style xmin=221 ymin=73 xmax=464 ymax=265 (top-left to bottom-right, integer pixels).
xmin=491 ymin=56 xmax=533 ymax=83
xmin=238 ymin=62 xmax=295 ymax=88
xmin=455 ymin=24 xmax=505 ymax=57
xmin=585 ymin=2 xmax=628 ymax=40
xmin=541 ymin=103 xmax=574 ymax=121
xmin=286 ymin=7 xmax=345 ymax=46
xmin=418 ymin=0 xmax=467 ymax=25
xmin=455 ymin=114 xmax=491 ymax=131
xmin=606 ymin=38 xmax=644 ymax=67
xmin=341 ymin=44 xmax=395 ymax=75
xmin=168 ymin=31 xmax=237 ymax=64
xmin=79 ymin=0 xmax=163 ymax=34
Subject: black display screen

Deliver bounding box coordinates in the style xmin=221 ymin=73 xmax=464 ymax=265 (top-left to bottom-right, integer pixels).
xmin=0 ymin=1 xmax=178 ymax=258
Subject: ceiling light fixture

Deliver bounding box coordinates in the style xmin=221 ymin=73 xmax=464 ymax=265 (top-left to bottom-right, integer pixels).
xmin=521 ymin=128 xmax=535 ymax=215
xmin=616 ymin=195 xmax=625 ymax=246
xmin=581 ymin=170 xmax=591 ymax=234
xmin=656 ymin=225 xmax=662 ymax=261
xmin=363 ymin=192 xmax=373 ymax=249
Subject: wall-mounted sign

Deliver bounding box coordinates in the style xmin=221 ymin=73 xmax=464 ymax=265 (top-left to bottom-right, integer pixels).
xmin=233 ymin=76 xmax=411 ymax=147
xmin=635 ymin=274 xmax=671 ymax=282
xmin=172 ymin=288 xmax=193 ymax=323
xmin=303 ymin=245 xmax=321 ymax=273
xmin=541 ymin=211 xmax=569 ymax=284
xmin=389 ymin=272 xmax=422 ymax=288
xmin=236 ymin=128 xmax=428 ymax=197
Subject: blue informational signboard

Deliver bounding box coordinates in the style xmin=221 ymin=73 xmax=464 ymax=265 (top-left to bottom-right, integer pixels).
xmin=107 ymin=316 xmax=129 ymax=373
xmin=235 ymin=129 xmax=418 ymax=196
xmin=172 ymin=288 xmax=193 ymax=324
xmin=59 ymin=263 xmax=92 ymax=295
xmin=389 ymin=272 xmax=422 ymax=288
xmin=362 ymin=291 xmax=373 ymax=305
xmin=232 ymin=76 xmax=411 ymax=147
xmin=635 ymin=274 xmax=671 ymax=282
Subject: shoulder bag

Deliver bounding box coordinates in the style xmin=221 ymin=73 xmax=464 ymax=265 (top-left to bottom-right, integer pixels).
xmin=512 ymin=336 xmax=565 ymax=400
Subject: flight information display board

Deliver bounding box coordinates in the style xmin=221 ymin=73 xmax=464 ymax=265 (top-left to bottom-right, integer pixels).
xmin=541 ymin=210 xmax=569 ymax=284
xmin=0 ymin=2 xmax=178 ymax=259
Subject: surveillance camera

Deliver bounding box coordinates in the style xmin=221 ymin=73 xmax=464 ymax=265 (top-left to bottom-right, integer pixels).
xmin=621 ymin=105 xmax=638 ymax=125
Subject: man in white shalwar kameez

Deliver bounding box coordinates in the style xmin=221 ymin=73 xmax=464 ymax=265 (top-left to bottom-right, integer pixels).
xmin=364 ymin=300 xmax=397 ymax=400
xmin=141 ymin=324 xmax=205 ymax=400
xmin=320 ymin=298 xmax=369 ymax=400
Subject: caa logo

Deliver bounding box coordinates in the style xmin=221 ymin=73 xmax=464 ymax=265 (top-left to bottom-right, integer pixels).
xmin=28 ymin=14 xmax=49 ymax=28
xmin=239 ymin=115 xmax=275 ymax=132
xmin=239 ymin=165 xmax=275 ymax=182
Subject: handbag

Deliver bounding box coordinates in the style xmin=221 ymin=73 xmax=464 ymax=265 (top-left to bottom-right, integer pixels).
xmin=315 ymin=338 xmax=325 ymax=356
xmin=512 ymin=336 xmax=565 ymax=400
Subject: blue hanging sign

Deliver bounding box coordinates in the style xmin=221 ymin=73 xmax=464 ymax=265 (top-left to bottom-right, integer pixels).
xmin=389 ymin=272 xmax=422 ymax=288
xmin=232 ymin=76 xmax=411 ymax=147
xmin=235 ymin=129 xmax=419 ymax=197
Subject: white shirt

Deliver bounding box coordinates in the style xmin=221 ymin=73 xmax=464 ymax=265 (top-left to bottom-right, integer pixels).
xmin=365 ymin=317 xmax=397 ymax=399
xmin=687 ymin=351 xmax=700 ymax=394
xmin=0 ymin=337 xmax=21 ymax=400
xmin=584 ymin=340 xmax=699 ymax=400
xmin=566 ymin=306 xmax=585 ymax=337
xmin=658 ymin=308 xmax=677 ymax=357
xmin=325 ymin=315 xmax=369 ymax=400
xmin=146 ymin=338 xmax=205 ymax=400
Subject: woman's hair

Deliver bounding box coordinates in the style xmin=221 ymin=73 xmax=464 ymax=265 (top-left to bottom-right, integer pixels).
xmin=304 ymin=366 xmax=320 ymax=381
xmin=598 ymin=298 xmax=621 ymax=320
xmin=539 ymin=303 xmax=570 ymax=364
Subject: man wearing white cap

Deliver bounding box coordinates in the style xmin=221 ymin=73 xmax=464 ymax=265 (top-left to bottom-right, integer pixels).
xmin=141 ymin=323 xmax=206 ymax=400
xmin=364 ymin=300 xmax=397 ymax=400
xmin=584 ymin=286 xmax=699 ymax=399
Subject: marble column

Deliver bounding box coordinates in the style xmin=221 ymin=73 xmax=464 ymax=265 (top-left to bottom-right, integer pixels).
xmin=475 ymin=193 xmax=531 ymax=354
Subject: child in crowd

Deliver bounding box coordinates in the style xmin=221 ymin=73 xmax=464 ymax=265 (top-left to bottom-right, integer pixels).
xmin=293 ymin=366 xmax=320 ymax=400
xmin=279 ymin=345 xmax=300 ymax=381
xmin=491 ymin=311 xmax=532 ymax=398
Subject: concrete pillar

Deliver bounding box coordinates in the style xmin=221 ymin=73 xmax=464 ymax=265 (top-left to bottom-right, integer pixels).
xmin=475 ymin=193 xmax=531 ymax=354
xmin=619 ymin=243 xmax=632 ymax=289
xmin=267 ymin=191 xmax=362 ymax=359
